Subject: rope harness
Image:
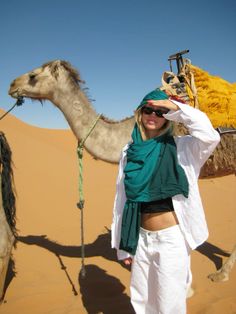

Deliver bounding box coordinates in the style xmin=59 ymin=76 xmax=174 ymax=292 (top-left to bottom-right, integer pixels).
xmin=0 ymin=97 xmax=24 ymax=121
xmin=1 ymin=96 xmax=101 ymax=278
xmin=77 ymin=114 xmax=101 ymax=278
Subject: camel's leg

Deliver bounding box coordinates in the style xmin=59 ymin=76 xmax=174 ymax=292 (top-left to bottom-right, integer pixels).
xmin=0 ymin=247 xmax=13 ymax=302
xmin=0 ymin=213 xmax=14 ymax=301
xmin=186 ymin=286 xmax=194 ymax=298
xmin=208 ymin=244 xmax=236 ymax=282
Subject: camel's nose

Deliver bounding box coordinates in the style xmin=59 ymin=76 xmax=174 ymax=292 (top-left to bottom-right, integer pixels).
xmin=8 ymin=80 xmax=18 ymax=97
xmin=10 ymin=80 xmax=16 ymax=88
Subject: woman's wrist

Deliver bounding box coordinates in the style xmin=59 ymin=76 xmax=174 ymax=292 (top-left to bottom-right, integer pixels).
xmin=166 ymin=99 xmax=179 ymax=111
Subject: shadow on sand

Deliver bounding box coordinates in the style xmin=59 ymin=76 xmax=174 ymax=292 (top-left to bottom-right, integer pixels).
xmin=17 ymin=229 xmax=229 ymax=272
xmin=79 ymin=264 xmax=134 ymax=314
xmin=17 ymin=228 xmax=130 ymax=271
xmin=196 ymin=241 xmax=230 ymax=270
xmin=6 ymin=229 xmax=133 ymax=312
xmin=3 ymin=229 xmax=230 ymax=308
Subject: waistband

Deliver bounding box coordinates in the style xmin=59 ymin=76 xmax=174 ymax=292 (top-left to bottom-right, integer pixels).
xmin=140 ymin=224 xmax=180 ymax=236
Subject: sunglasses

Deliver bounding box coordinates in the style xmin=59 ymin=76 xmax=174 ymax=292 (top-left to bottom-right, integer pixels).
xmin=141 ymin=106 xmax=169 ymax=117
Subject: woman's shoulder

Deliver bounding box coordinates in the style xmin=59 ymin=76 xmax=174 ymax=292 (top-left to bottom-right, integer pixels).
xmin=123 ymin=141 xmax=132 ymax=152
xmin=118 ymin=142 xmax=132 ymax=163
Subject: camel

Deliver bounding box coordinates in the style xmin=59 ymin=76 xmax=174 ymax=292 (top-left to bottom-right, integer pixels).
xmin=7 ymin=60 xmax=236 ymax=285
xmin=0 ymin=132 xmax=17 ymax=302
xmin=8 ymin=60 xmax=236 ymax=177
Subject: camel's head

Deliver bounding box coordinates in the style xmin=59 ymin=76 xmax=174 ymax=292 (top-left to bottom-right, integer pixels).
xmin=8 ymin=60 xmax=84 ymax=102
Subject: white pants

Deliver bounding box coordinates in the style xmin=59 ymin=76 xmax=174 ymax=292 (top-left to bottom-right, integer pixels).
xmin=130 ymin=225 xmax=191 ymax=314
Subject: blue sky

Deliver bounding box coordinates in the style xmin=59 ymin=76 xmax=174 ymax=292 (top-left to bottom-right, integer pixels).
xmin=0 ymin=0 xmax=235 ymax=129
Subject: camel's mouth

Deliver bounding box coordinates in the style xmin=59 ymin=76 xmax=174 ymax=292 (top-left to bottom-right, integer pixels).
xmin=9 ymin=88 xmax=39 ymax=101
xmin=9 ymin=90 xmax=19 ymax=99
xmin=8 ymin=87 xmax=23 ymax=99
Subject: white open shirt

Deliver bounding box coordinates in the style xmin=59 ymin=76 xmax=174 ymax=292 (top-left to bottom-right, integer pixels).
xmin=111 ymin=101 xmax=221 ymax=260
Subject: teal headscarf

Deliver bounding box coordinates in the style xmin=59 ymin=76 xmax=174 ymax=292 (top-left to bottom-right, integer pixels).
xmin=138 ymin=88 xmax=169 ymax=110
xmin=119 ymin=89 xmax=189 ymax=255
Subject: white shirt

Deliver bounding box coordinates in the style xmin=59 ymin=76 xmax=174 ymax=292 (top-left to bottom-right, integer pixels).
xmin=111 ymin=101 xmax=220 ymax=260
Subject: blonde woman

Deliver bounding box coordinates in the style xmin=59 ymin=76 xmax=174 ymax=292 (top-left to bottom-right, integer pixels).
xmin=111 ymin=89 xmax=220 ymax=314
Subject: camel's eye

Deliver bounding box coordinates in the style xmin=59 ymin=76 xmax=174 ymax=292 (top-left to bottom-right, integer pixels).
xmin=29 ymin=72 xmax=37 ymax=85
xmin=29 ymin=72 xmax=36 ymax=80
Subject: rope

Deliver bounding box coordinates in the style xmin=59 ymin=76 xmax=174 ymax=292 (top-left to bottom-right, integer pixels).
xmin=0 ymin=97 xmax=24 ymax=121
xmin=77 ymin=114 xmax=101 ymax=278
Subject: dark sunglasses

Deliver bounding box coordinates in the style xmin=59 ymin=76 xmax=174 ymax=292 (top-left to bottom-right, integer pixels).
xmin=141 ymin=106 xmax=169 ymax=117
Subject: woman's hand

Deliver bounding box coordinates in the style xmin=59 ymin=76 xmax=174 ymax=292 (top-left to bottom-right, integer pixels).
xmin=123 ymin=257 xmax=133 ymax=265
xmin=146 ymin=99 xmax=179 ymax=112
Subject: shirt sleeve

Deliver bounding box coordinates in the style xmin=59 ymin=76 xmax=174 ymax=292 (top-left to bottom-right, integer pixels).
xmin=111 ymin=145 xmax=132 ymax=260
xmin=164 ymin=100 xmax=220 ymax=171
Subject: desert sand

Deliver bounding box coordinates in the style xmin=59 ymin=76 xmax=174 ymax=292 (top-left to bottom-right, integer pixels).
xmin=0 ymin=109 xmax=235 ymax=314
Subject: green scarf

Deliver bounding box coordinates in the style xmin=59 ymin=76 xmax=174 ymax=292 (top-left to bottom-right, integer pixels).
xmin=138 ymin=88 xmax=169 ymax=109
xmin=119 ymin=89 xmax=189 ymax=255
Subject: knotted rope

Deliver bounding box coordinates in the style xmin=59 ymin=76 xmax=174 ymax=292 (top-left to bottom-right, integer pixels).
xmin=77 ymin=114 xmax=101 ymax=278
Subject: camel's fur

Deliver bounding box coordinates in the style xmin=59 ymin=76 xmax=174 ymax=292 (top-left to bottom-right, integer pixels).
xmin=200 ymin=133 xmax=236 ymax=177
xmin=0 ymin=133 xmax=17 ymax=301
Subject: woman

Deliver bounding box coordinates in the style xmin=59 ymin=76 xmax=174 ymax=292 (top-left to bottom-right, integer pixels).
xmin=111 ymin=89 xmax=220 ymax=314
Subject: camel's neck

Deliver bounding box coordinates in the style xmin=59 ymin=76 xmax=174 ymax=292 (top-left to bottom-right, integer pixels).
xmin=51 ymin=85 xmax=134 ymax=163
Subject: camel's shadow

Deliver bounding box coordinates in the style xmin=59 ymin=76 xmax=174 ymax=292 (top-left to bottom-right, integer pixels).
xmin=16 ymin=229 xmax=229 ymax=272
xmin=4 ymin=230 xmax=133 ymax=312
xmin=196 ymin=241 xmax=230 ymax=270
xmin=17 ymin=228 xmax=130 ymax=271
xmin=4 ymin=229 xmax=230 ymax=307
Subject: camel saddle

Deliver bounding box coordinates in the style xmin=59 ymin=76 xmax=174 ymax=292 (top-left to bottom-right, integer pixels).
xmin=160 ymin=50 xmax=199 ymax=108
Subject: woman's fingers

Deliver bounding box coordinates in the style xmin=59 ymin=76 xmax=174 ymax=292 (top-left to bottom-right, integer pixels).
xmin=123 ymin=257 xmax=133 ymax=265
xmin=147 ymin=99 xmax=178 ymax=111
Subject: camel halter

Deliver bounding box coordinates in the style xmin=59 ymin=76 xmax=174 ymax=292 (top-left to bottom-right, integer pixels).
xmin=0 ymin=97 xmax=24 ymax=121
xmin=77 ymin=113 xmax=101 ymax=278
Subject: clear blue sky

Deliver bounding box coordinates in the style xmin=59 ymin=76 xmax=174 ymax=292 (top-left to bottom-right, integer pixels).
xmin=0 ymin=0 xmax=235 ymax=129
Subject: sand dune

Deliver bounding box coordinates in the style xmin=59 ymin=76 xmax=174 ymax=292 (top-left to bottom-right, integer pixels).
xmin=0 ymin=109 xmax=235 ymax=314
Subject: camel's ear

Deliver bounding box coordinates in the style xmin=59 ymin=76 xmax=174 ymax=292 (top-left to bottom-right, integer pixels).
xmin=60 ymin=60 xmax=86 ymax=85
xmin=48 ymin=60 xmax=61 ymax=79
xmin=45 ymin=60 xmax=85 ymax=85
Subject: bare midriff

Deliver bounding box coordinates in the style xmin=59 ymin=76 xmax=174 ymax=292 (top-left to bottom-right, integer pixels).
xmin=141 ymin=211 xmax=179 ymax=231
